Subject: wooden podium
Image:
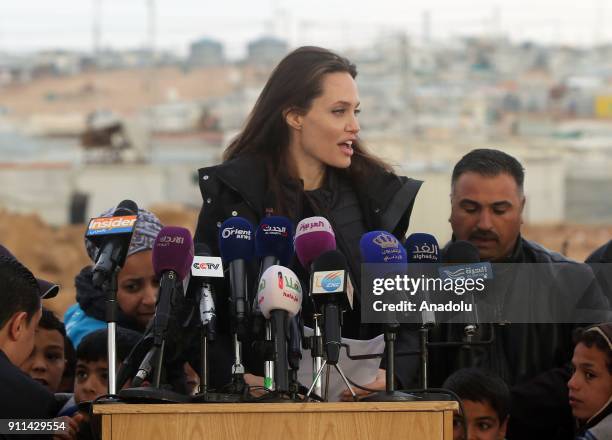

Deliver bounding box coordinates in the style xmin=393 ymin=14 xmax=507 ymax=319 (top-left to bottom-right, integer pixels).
xmin=94 ymin=401 xmax=457 ymax=439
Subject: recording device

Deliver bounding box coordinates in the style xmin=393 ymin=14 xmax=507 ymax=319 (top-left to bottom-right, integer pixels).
xmin=295 ymin=216 xmax=336 ymax=397
xmin=84 ymin=199 xmax=138 ymax=395
xmin=294 ymin=216 xmax=336 ymax=269
xmin=257 ymin=265 xmax=302 ymax=394
xmin=189 ymin=243 xmax=224 ymax=396
xmin=219 ymin=217 xmax=255 ymax=337
xmin=305 ymin=249 xmax=357 ymax=401
xmin=132 ymin=226 xmax=194 ymax=390
xmin=309 ymin=250 xmax=353 ymax=364
xmin=218 ymin=216 xmax=255 ymax=394
xmin=359 ymin=231 xmax=416 ymax=401
xmin=254 ymin=216 xmax=294 ymax=390
xmin=405 ymin=233 xmax=441 ymax=327
xmin=405 ymin=232 xmax=441 ymax=389
xmin=440 ymin=240 xmax=482 ymax=338
xmin=85 ymin=199 xmax=138 ymax=288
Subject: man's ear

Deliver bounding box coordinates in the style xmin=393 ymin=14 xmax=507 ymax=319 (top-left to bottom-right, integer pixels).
xmin=520 ymin=195 xmax=526 ymax=224
xmin=7 ymin=311 xmax=28 ymax=342
xmin=283 ymin=108 xmax=303 ymax=131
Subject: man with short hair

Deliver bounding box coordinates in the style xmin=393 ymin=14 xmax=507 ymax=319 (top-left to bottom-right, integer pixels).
xmin=0 ymin=254 xmax=58 ymax=418
xmin=436 ymin=149 xmax=610 ymax=439
xmin=449 ymin=148 xmax=566 ymax=263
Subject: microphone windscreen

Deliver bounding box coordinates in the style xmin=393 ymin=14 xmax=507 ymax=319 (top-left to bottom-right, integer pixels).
xmin=294 ymin=216 xmax=336 ymax=269
xmin=444 ymin=240 xmax=480 ymax=264
xmin=194 ymin=242 xmax=213 ymax=257
xmin=257 ymin=265 xmax=302 ymax=319
xmin=359 ymin=231 xmax=408 ymax=264
xmin=115 ymin=199 xmax=138 ymax=216
xmin=255 ymin=216 xmax=294 ymax=266
xmin=218 ymin=217 xmax=255 ymax=263
xmin=152 ymin=226 xmax=194 ymax=280
xmin=311 ymin=249 xmax=349 ymax=272
xmin=405 ymin=233 xmax=440 ymax=263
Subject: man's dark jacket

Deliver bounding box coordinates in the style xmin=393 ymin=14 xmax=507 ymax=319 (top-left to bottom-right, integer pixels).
xmin=0 ymin=349 xmax=58 ymax=418
xmin=433 ymin=236 xmax=610 ymax=440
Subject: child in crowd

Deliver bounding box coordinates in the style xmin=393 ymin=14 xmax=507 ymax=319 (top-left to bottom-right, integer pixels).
xmin=73 ymin=328 xmax=142 ymax=404
xmin=569 ymin=323 xmax=612 ymax=440
xmin=443 ymin=368 xmax=510 ymax=440
xmin=21 ymin=308 xmax=69 ymax=393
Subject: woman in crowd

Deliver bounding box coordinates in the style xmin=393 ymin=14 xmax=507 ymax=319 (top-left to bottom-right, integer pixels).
xmin=64 ymin=208 xmax=163 ymax=347
xmin=194 ymin=46 xmax=422 ymax=396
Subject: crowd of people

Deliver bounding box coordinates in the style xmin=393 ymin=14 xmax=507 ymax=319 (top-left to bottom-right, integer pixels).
xmin=1 ymin=46 xmax=611 ymax=440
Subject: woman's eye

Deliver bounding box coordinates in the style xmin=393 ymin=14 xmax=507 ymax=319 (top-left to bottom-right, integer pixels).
xmin=123 ymin=281 xmax=141 ymax=293
xmin=355 ymin=108 xmax=361 ymax=115
xmin=332 ymin=109 xmax=346 ymax=114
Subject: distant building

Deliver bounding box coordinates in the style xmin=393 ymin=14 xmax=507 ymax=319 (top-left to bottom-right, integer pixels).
xmin=246 ymin=37 xmax=288 ymax=66
xmin=188 ymin=38 xmax=225 ymax=67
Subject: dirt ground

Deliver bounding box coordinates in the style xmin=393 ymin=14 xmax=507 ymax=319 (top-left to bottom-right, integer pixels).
xmin=0 ymin=206 xmax=610 ymax=319
xmin=0 ymin=205 xmax=198 ymax=318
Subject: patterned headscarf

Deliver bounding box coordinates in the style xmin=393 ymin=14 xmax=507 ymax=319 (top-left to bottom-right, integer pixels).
xmin=85 ymin=208 xmax=163 ymax=261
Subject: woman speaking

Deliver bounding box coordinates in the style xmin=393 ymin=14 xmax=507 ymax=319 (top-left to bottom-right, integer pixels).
xmin=194 ymin=46 xmax=422 ymax=396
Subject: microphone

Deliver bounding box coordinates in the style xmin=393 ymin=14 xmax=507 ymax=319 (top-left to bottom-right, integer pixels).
xmin=294 ymin=216 xmax=336 ymax=270
xmin=189 ymin=243 xmax=224 ymax=341
xmin=310 ymin=250 xmax=353 ymax=365
xmin=441 ymin=240 xmax=483 ymax=339
xmin=404 ymin=232 xmax=441 ymax=390
xmin=360 ymin=230 xmax=408 ymax=323
xmin=294 ymin=216 xmax=336 ymax=397
xmin=85 ymin=199 xmax=138 ymax=288
xmin=255 ymin=216 xmax=294 ymax=270
xmin=133 ymin=226 xmax=193 ymax=388
xmin=405 ymin=233 xmax=441 ymax=327
xmin=360 ymin=231 xmax=410 ymax=398
xmin=151 ymin=227 xmax=194 ymax=344
xmin=257 ymin=265 xmax=302 ymax=393
xmin=219 ymin=217 xmax=255 ymax=337
xmin=186 ymin=242 xmax=223 ymax=395
xmin=254 ymin=216 xmax=295 ymax=390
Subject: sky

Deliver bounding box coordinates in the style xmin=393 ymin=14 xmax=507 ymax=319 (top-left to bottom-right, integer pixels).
xmin=0 ymin=0 xmax=610 ymax=57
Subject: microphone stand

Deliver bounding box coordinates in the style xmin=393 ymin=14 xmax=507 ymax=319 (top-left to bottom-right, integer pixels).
xmin=361 ymin=323 xmax=417 ymax=402
xmin=97 ymin=266 xmax=120 ymax=400
xmin=305 ymin=305 xmax=357 ymax=402
xmin=119 ymin=272 xmax=189 ymax=403
xmin=310 ymin=314 xmax=324 ymax=398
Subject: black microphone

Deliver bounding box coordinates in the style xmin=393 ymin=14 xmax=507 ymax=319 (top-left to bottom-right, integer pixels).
xmin=218 ymin=217 xmax=255 ymax=338
xmin=310 ymin=250 xmax=353 ymax=365
xmin=405 ymin=233 xmax=441 ymax=327
xmin=253 ymin=217 xmax=294 ymax=335
xmin=189 ymin=243 xmax=224 ymax=341
xmin=85 ymin=199 xmax=138 ymax=288
xmin=441 ymin=240 xmax=482 ymax=337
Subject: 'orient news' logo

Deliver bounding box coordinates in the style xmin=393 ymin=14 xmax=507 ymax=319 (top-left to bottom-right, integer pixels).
xmin=222 ymin=227 xmax=251 ymax=240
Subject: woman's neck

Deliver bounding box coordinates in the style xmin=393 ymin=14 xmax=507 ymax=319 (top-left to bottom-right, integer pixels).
xmin=288 ymin=144 xmax=326 ymax=191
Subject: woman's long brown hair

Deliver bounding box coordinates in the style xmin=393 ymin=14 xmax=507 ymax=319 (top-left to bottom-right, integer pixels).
xmin=223 ymin=46 xmax=393 ymax=216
